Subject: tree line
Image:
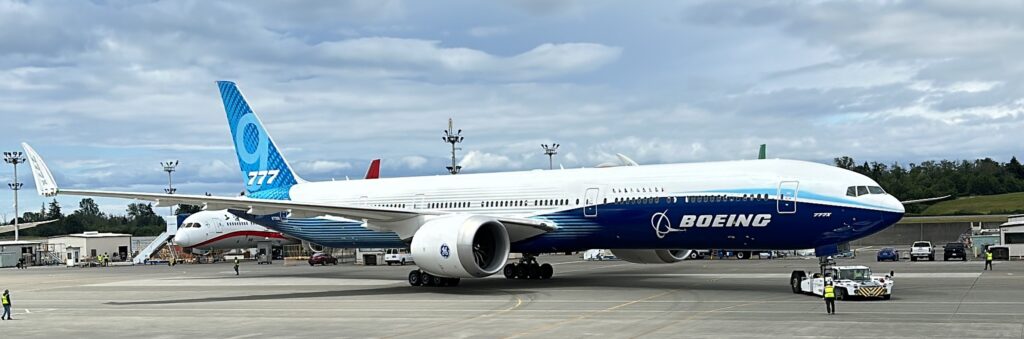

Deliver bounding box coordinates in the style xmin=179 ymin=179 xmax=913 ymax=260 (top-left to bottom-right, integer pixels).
xmin=834 ymin=156 xmax=1024 ymax=213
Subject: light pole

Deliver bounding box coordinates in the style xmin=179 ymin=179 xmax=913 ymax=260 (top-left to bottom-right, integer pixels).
xmin=541 ymin=143 xmax=559 ymax=170
xmin=5 ymin=151 xmax=26 ymax=241
xmin=442 ymin=118 xmax=464 ymax=175
xmin=161 ymin=160 xmax=178 ymax=216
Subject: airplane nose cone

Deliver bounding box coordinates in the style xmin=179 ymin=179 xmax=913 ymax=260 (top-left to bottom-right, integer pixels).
xmin=175 ymin=230 xmax=193 ymax=247
xmin=889 ymin=195 xmax=906 ymax=215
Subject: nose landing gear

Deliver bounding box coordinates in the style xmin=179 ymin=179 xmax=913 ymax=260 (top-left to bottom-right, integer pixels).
xmin=502 ymin=254 xmax=553 ymax=280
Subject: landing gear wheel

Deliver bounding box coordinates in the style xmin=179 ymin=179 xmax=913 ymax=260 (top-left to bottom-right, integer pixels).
xmin=526 ymin=264 xmax=539 ymax=279
xmin=540 ymin=263 xmax=553 ymax=279
xmin=431 ymin=275 xmax=445 ymax=287
xmin=504 ymin=264 xmax=516 ymax=279
xmin=408 ymin=270 xmax=422 ymax=286
xmin=421 ymin=271 xmax=435 ymax=286
xmin=515 ymin=263 xmax=526 ymax=279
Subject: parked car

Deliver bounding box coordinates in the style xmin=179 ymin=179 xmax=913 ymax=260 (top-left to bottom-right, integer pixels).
xmin=308 ymin=252 xmax=338 ymax=266
xmin=943 ymin=242 xmax=967 ymax=261
xmin=910 ymin=241 xmax=935 ymax=261
xmin=877 ymin=247 xmax=899 ymax=261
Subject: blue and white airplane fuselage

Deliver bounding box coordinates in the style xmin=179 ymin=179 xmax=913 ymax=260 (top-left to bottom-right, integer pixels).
xmin=258 ymin=159 xmax=903 ymax=253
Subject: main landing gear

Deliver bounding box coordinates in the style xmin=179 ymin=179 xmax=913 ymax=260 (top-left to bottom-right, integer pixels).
xmin=408 ymin=269 xmax=460 ymax=287
xmin=502 ymin=254 xmax=553 ymax=280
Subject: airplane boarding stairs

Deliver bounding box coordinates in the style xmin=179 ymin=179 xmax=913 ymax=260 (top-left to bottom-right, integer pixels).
xmin=133 ymin=231 xmax=173 ymax=264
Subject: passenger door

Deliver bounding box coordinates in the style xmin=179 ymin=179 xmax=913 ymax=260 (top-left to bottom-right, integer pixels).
xmin=777 ymin=181 xmax=799 ymax=214
xmin=584 ymin=187 xmax=600 ymax=218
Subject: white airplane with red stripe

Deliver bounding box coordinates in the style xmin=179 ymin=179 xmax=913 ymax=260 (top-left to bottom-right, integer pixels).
xmin=173 ymin=158 xmax=382 ymax=250
xmin=174 ymin=210 xmax=296 ymax=250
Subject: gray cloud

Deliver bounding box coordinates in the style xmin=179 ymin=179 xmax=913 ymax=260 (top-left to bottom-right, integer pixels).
xmin=1 ymin=1 xmax=1022 ymax=215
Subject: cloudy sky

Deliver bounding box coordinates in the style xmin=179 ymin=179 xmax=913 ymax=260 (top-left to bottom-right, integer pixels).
xmin=1 ymin=0 xmax=1022 ymax=217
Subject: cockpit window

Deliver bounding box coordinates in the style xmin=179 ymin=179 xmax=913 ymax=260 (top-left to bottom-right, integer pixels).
xmin=847 ymin=185 xmax=888 ymax=197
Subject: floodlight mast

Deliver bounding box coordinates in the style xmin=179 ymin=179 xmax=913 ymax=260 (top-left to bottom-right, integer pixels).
xmin=161 ymin=160 xmax=178 ymax=215
xmin=4 ymin=151 xmax=26 ymax=241
xmin=443 ymin=118 xmax=464 ymax=175
xmin=541 ymin=143 xmax=559 ymax=170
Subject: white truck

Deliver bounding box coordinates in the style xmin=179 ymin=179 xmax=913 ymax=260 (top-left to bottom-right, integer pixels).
xmin=910 ymin=241 xmax=935 ymax=261
xmin=790 ymin=265 xmax=893 ymax=300
xmin=384 ymin=248 xmax=414 ymax=266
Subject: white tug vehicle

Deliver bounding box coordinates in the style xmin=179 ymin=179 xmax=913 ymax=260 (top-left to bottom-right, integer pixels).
xmin=790 ymin=264 xmax=893 ymax=300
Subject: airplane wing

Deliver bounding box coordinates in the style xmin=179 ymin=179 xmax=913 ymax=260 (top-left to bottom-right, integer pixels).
xmin=22 ymin=143 xmax=555 ymax=241
xmin=0 ymin=219 xmax=58 ymax=234
xmin=901 ymin=195 xmax=951 ymax=205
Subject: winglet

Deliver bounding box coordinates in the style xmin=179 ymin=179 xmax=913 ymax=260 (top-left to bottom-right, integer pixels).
xmin=20 ymin=143 xmax=59 ymax=197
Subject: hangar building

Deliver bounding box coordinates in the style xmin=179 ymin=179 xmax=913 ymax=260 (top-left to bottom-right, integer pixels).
xmin=49 ymin=231 xmax=133 ymax=262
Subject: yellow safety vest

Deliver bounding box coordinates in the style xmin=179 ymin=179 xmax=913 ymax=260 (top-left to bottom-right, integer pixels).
xmin=986 ymin=252 xmax=993 ymax=260
xmin=823 ymin=286 xmax=835 ymax=298
xmin=1 ymin=294 xmax=8 ymax=305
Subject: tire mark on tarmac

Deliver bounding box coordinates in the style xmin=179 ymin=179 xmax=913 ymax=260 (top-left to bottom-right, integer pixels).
xmin=950 ymin=270 xmax=983 ymax=320
xmin=503 ymin=289 xmax=677 ymax=339
xmin=382 ymin=292 xmax=527 ymax=339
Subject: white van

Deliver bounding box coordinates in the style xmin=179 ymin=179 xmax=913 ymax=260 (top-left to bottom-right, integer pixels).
xmin=384 ymin=248 xmax=414 ymax=265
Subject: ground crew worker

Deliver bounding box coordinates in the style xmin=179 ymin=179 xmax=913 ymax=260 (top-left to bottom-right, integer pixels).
xmin=823 ymin=281 xmax=836 ymax=315
xmin=234 ymin=258 xmax=240 ymax=276
xmin=984 ymin=248 xmax=993 ymax=271
xmin=1 ymin=289 xmax=11 ymax=320
xmin=103 ymin=252 xmax=109 ymax=267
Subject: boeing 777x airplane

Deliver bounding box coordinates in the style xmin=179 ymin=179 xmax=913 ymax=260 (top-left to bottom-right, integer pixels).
xmin=22 ymin=81 xmax=906 ymax=287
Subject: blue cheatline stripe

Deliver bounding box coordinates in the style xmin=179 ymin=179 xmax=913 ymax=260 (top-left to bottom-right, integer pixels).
xmin=700 ymin=188 xmax=900 ymax=212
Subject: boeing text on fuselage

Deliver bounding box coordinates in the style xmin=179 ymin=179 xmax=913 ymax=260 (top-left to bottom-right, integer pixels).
xmin=652 ymin=211 xmax=772 ymax=238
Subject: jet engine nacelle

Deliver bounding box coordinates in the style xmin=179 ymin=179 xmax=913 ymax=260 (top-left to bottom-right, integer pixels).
xmin=610 ymin=249 xmax=692 ymax=264
xmin=411 ymin=214 xmax=511 ymax=278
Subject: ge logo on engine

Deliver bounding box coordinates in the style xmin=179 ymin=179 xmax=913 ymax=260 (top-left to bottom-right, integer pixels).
xmin=440 ymin=244 xmax=451 ymax=259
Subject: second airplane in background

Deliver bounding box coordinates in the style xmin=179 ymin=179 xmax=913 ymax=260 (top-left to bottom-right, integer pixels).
xmin=174 ymin=159 xmax=383 ymax=251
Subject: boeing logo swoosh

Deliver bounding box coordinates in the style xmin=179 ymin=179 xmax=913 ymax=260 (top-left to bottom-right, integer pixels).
xmin=651 ymin=210 xmax=679 ymax=239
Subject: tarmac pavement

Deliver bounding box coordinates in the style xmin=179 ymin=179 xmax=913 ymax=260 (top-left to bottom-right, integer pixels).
xmin=1 ymin=252 xmax=1021 ymax=338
